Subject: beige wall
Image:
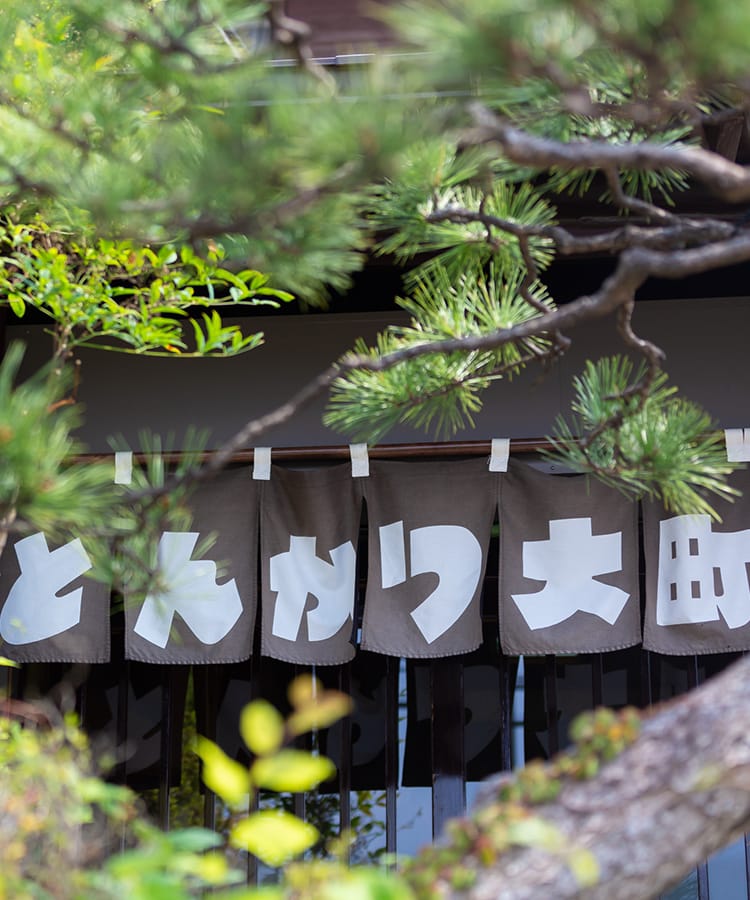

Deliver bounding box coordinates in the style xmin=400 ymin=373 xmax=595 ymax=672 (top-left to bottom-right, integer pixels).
xmin=9 ymin=296 xmax=749 ymax=453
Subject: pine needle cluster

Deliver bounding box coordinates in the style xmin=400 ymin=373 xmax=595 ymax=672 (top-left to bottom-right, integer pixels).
xmin=325 ymin=267 xmax=555 ymax=441
xmin=549 ymin=357 xmax=737 ymax=517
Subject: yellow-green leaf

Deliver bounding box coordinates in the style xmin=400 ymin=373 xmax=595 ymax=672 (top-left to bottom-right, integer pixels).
xmin=325 ymin=868 xmax=417 ymax=900
xmin=0 ymin=656 xmax=20 ymax=668
xmin=213 ymin=888 xmax=285 ymax=900
xmin=194 ymin=736 xmax=250 ymax=807
xmin=8 ymin=294 xmax=25 ymax=318
xmin=178 ymin=850 xmax=230 ymax=885
xmin=240 ymin=700 xmax=285 ymax=757
xmin=568 ymin=848 xmax=600 ymax=888
xmin=287 ymin=693 xmax=353 ymax=736
xmin=508 ymin=817 xmax=564 ymax=852
xmin=230 ymin=810 xmax=319 ymax=866
xmin=288 ymin=674 xmax=321 ymax=708
xmin=251 ymin=750 xmax=336 ymax=792
xmin=286 ymin=675 xmax=353 ymax=734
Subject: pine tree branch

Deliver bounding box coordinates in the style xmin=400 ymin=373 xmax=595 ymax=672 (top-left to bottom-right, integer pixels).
xmin=516 ymin=232 xmax=570 ymax=358
xmin=342 ymin=232 xmax=750 ymax=372
xmin=576 ymin=300 xmax=665 ymax=453
xmin=0 ymin=89 xmax=95 ymax=156
xmin=0 ymin=155 xmax=56 ymax=200
xmin=467 ymin=104 xmax=750 ymax=203
xmin=424 ymin=206 xmax=736 ymax=255
xmin=99 ymin=6 xmax=253 ymax=76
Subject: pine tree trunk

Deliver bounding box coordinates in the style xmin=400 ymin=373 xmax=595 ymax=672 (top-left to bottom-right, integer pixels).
xmin=457 ymin=654 xmax=750 ymax=899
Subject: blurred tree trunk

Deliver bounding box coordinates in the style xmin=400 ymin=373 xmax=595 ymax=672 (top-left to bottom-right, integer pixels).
xmin=448 ymin=655 xmax=750 ymax=899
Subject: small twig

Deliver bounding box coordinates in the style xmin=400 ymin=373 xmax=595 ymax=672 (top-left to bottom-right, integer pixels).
xmin=265 ymin=0 xmax=336 ymax=93
xmin=100 ymin=6 xmax=258 ymax=77
xmin=47 ymin=359 xmax=82 ymax=412
xmin=0 ymin=89 xmax=96 ymax=156
xmin=516 ymin=231 xmax=570 ymax=360
xmin=616 ymin=299 xmax=666 ymax=387
xmin=603 ymin=164 xmax=677 ymax=223
xmin=578 ymin=298 xmax=667 ymax=454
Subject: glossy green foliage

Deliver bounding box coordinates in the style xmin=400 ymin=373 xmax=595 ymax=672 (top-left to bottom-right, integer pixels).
xmin=0 ymin=715 xmax=240 ymax=900
xmin=0 ymin=219 xmax=291 ymax=359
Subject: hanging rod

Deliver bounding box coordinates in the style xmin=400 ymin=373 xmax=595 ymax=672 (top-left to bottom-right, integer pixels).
xmin=76 ymin=437 xmax=552 ymax=464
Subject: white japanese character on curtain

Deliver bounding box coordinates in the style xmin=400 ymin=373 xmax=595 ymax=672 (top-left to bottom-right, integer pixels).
xmin=0 ymin=533 xmax=92 ymax=644
xmin=134 ymin=532 xmax=243 ymax=648
xmin=378 ymin=520 xmax=483 ymax=643
xmin=656 ymin=515 xmax=750 ymax=628
xmin=269 ymin=535 xmax=356 ymax=642
xmin=512 ymin=518 xmax=628 ymax=630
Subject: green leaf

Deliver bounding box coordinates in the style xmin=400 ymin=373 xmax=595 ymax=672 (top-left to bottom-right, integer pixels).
xmin=181 ymin=850 xmax=232 ymax=885
xmin=325 ymin=868 xmax=417 ymax=900
xmin=286 ymin=674 xmax=353 ymax=735
xmin=214 ymin=886 xmax=286 ymax=900
xmin=287 ymin=692 xmax=354 ymax=736
xmin=240 ymin=700 xmax=285 ymax=757
xmin=8 ymin=293 xmax=25 ymax=317
xmin=230 ymin=810 xmax=319 ymax=866
xmin=288 ymin=674 xmax=321 ymax=708
xmin=166 ymin=827 xmax=223 ymax=853
xmin=251 ymin=750 xmax=336 ymax=792
xmin=194 ymin=736 xmax=250 ymax=807
xmin=507 ymin=816 xmax=565 ymax=851
xmin=191 ymin=318 xmax=206 ymax=353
